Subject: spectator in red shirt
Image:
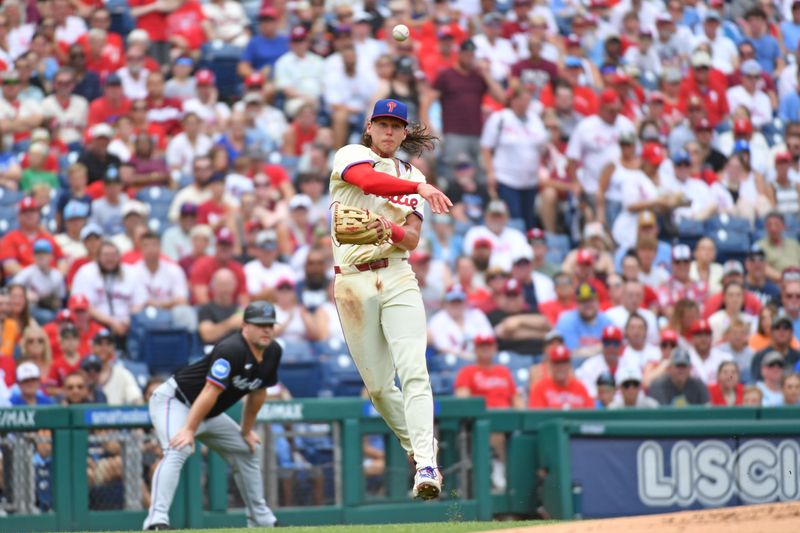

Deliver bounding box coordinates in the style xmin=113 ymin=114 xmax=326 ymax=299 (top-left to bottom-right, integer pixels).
xmin=0 ymin=198 xmax=64 ymax=278
xmin=454 ymin=333 xmax=521 ymax=491
xmin=83 ymin=28 xmax=124 ymax=79
xmin=528 ymin=345 xmax=594 ymax=409
xmin=678 ymin=50 xmax=729 ymax=127
xmin=87 ymin=73 xmax=131 ymax=126
xmin=145 ymin=70 xmax=183 ymax=135
xmin=197 ymin=172 xmax=234 ymax=232
xmin=539 ymin=58 xmax=599 ymax=116
xmin=47 ymin=322 xmax=83 ymax=396
xmin=454 ymin=334 xmax=522 ymax=409
xmin=539 ymin=271 xmax=577 ymax=325
xmin=708 ymin=360 xmax=744 ymax=406
xmin=418 ymin=27 xmax=458 ymax=83
xmin=166 ymin=0 xmax=211 ymax=52
xmin=189 ymin=227 xmax=248 ymax=306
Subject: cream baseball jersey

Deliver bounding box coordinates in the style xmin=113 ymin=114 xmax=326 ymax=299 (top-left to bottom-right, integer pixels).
xmin=329 ymin=143 xmax=426 ymax=265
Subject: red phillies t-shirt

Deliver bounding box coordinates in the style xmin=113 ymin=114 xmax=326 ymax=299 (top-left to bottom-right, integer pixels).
xmin=197 ymin=199 xmax=227 ymax=227
xmin=189 ymin=257 xmax=247 ymax=301
xmin=166 ymin=0 xmax=207 ymax=50
xmin=130 ymin=0 xmax=168 ymax=41
xmin=528 ymin=376 xmax=594 ymax=409
xmin=539 ymin=84 xmax=599 ymax=116
xmin=0 ymin=230 xmax=63 ymax=268
xmin=88 ymin=97 xmax=132 ymax=126
xmin=43 ymin=319 xmax=105 ymax=360
xmin=539 ymin=299 xmax=577 ymax=326
xmin=454 ymin=365 xmax=516 ymax=408
xmin=48 ymin=355 xmax=84 ymax=388
xmin=708 ymin=383 xmax=744 ymax=406
xmin=146 ymin=98 xmax=183 ymax=135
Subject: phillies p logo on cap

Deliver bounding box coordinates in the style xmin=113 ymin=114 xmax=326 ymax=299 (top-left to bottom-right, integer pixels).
xmin=371 ymin=99 xmax=408 ymax=125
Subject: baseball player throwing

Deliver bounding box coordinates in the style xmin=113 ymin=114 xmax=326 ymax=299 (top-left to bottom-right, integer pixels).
xmin=329 ymin=99 xmax=452 ymax=499
xmin=143 ymin=301 xmax=281 ymax=530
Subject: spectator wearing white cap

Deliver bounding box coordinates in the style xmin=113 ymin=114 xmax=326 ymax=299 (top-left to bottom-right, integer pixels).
xmin=657 ymin=244 xmax=709 ymax=316
xmin=727 ymin=60 xmax=772 ymax=129
xmin=8 ymin=360 xmax=53 ymax=406
xmin=473 ymin=12 xmax=518 ymax=83
xmin=286 ymin=194 xmax=316 ymax=253
xmin=428 ymin=286 xmax=494 ymax=359
xmin=608 ymin=365 xmax=659 ymax=408
xmin=109 ymin=200 xmax=149 ymax=255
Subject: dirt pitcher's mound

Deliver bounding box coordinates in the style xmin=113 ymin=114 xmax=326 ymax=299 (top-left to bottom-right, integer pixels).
xmin=489 ymin=501 xmax=800 ymax=533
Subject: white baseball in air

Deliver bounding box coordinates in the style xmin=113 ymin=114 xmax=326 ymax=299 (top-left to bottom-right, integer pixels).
xmin=392 ymin=24 xmax=410 ymax=42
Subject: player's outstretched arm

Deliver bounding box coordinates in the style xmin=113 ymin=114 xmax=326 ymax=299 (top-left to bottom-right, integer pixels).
xmin=169 ymin=382 xmax=223 ymax=451
xmin=344 ymin=163 xmax=453 ymax=214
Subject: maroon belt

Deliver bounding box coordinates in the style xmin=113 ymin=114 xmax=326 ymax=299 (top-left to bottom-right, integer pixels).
xmin=334 ymin=258 xmax=399 ymax=274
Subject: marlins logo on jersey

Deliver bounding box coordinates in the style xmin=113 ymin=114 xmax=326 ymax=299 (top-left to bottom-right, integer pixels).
xmin=211 ymin=359 xmax=231 ymax=380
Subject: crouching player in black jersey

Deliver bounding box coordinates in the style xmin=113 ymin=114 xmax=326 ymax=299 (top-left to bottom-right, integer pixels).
xmin=143 ymin=301 xmax=282 ymax=530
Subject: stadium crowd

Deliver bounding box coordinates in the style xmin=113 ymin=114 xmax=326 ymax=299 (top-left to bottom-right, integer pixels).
xmin=0 ymin=0 xmax=797 ymax=428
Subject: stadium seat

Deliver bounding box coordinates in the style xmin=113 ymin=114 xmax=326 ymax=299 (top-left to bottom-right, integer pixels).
xmin=280 ymin=359 xmax=323 ymax=398
xmin=322 ymin=354 xmax=363 ymax=397
xmin=676 ymin=217 xmax=705 ymax=248
xmin=199 ymin=42 xmax=244 ymax=99
xmin=137 ymin=329 xmax=192 ymax=375
xmin=496 ymin=351 xmax=533 ymax=391
xmin=279 ymin=339 xmax=315 ymax=362
xmin=507 ymin=218 xmax=525 ymax=233
xmin=544 ymin=232 xmax=570 ymax=265
xmin=0 ymin=188 xmax=23 ymax=206
xmin=704 ymin=214 xmax=751 ymax=234
xmin=0 ymin=206 xmax=19 ymax=235
xmin=710 ymin=228 xmax=750 ymax=264
xmin=136 ymin=186 xmax=176 ymax=207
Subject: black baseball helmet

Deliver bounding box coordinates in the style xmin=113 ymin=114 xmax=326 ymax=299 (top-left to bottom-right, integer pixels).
xmin=243 ymin=301 xmax=277 ymax=325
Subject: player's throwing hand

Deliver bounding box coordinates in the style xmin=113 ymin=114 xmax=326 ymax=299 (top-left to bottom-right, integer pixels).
xmin=417 ymin=183 xmax=453 ymax=214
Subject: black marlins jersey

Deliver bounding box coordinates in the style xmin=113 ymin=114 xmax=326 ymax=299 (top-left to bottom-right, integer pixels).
xmin=173 ymin=331 xmax=282 ymax=418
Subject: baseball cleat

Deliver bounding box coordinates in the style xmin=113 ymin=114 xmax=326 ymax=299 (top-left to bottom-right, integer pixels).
xmin=413 ymin=466 xmax=442 ymax=500
xmin=146 ymin=525 xmax=171 ymax=531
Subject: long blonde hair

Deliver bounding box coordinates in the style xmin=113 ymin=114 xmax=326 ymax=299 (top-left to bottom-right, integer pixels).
xmin=20 ymin=324 xmax=52 ymax=369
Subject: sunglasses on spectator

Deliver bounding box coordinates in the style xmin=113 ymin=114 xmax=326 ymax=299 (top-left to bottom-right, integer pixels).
xmin=773 ymin=323 xmax=793 ymax=331
xmin=66 ymin=384 xmax=86 ymax=390
xmin=767 ymin=361 xmax=785 ymax=368
xmin=602 ymin=340 xmax=622 ymax=347
xmin=27 ymin=338 xmax=46 ymax=344
xmin=621 ymin=381 xmax=640 ymax=389
xmin=784 ymin=292 xmax=800 ymax=299
xmin=660 ymin=342 xmax=677 ymax=349
xmin=675 ymin=161 xmax=691 ymax=167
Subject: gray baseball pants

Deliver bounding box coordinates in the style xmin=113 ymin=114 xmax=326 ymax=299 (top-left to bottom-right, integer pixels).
xmin=142 ymin=378 xmax=277 ymax=529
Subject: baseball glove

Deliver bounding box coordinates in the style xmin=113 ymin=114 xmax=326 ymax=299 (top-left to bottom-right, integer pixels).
xmin=332 ymin=203 xmax=392 ymax=245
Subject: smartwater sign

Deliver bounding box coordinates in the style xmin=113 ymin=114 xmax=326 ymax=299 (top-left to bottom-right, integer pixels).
xmin=570 ymin=437 xmax=800 ymax=518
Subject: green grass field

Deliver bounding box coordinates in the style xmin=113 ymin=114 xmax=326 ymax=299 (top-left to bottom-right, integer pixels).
xmin=103 ymin=521 xmax=545 ymax=533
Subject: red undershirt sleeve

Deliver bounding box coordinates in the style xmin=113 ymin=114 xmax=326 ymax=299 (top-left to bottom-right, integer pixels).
xmin=342 ymin=162 xmax=420 ymax=197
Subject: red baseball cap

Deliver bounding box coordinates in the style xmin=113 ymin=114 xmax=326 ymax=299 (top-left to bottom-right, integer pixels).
xmin=547 ymin=344 xmax=571 ymax=363
xmin=776 ymin=151 xmax=793 ymax=163
xmin=503 ymin=279 xmax=523 ymax=296
xmin=245 ymin=73 xmax=264 ymax=87
xmin=648 ymin=91 xmax=666 ymax=103
xmin=68 ymin=294 xmax=90 ymax=311
xmin=733 ymin=118 xmax=753 ymax=135
xmin=660 ymin=329 xmax=679 ymax=343
xmin=599 ymin=88 xmax=621 ymax=106
xmin=611 ymin=72 xmax=630 ymax=85
xmin=55 ymin=309 xmax=74 ymax=322
xmin=687 ymin=95 xmax=704 ymax=109
xmin=689 ymin=319 xmax=712 ymax=335
xmin=693 ymin=117 xmax=712 ymax=130
xmin=216 ymin=227 xmax=235 ymax=245
xmin=474 ymin=333 xmax=496 ymax=346
xmin=290 ymin=26 xmax=308 ymax=42
xmin=565 ymin=34 xmax=581 ymax=47
xmin=577 ymin=249 xmax=595 ymax=265
xmin=18 ymin=197 xmax=38 ymax=212
xmin=258 ymin=6 xmax=279 ymax=19
xmin=602 ymin=325 xmax=623 ymax=341
xmin=527 ymin=227 xmax=545 ymax=242
xmin=641 ymin=142 xmax=666 ymax=166
xmin=473 ymin=237 xmax=493 ymax=249
xmin=195 ymin=69 xmax=215 ymax=85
